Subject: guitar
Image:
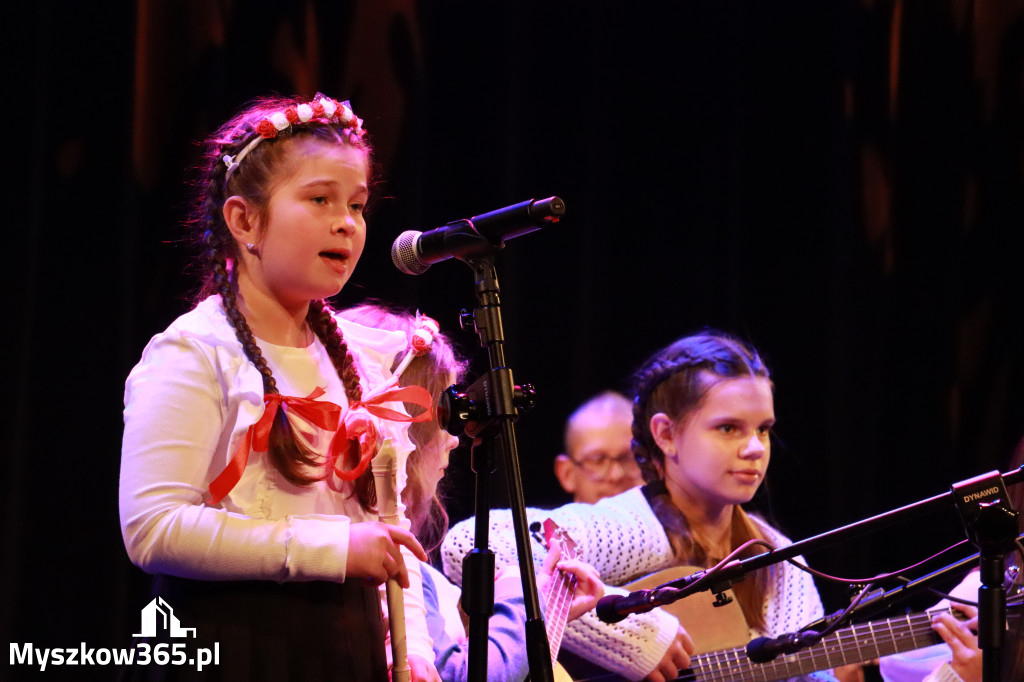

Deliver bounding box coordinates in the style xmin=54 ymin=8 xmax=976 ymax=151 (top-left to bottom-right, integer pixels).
xmin=527 ymin=519 xmax=582 ymax=682
xmin=562 ymin=566 xmax=1023 ymax=682
xmin=672 ymin=605 xmax=989 ymax=682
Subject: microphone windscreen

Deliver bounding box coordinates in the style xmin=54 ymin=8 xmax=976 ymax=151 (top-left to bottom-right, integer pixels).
xmin=745 ymin=636 xmax=776 ymax=663
xmin=595 ymin=595 xmax=630 ymax=624
xmin=391 ymin=231 xmax=428 ymax=275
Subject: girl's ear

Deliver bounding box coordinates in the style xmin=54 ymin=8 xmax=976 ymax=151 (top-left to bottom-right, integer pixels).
xmin=223 ymin=195 xmax=258 ymax=247
xmin=649 ymin=413 xmax=677 ymax=455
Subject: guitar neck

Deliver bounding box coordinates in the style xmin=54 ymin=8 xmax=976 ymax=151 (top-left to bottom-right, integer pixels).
xmin=681 ymin=610 xmax=944 ymax=682
xmin=539 ymin=518 xmax=583 ymax=665
xmin=543 ymin=571 xmax=577 ymax=663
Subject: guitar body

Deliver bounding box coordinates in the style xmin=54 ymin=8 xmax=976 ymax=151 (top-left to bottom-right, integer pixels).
xmin=627 ymin=567 xmax=750 ymax=654
xmin=559 ymin=566 xmax=750 ymax=681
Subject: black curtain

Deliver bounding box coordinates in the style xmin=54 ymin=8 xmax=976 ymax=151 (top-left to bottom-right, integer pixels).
xmin=6 ymin=0 xmax=1024 ymax=674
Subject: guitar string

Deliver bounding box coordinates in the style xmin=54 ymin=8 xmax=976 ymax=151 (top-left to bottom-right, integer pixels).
xmin=542 ymin=525 xmax=580 ymax=665
xmin=692 ymin=569 xmax=1024 ymax=680
xmin=545 ymin=570 xmax=578 ymax=662
xmin=687 ymin=610 xmax=944 ymax=682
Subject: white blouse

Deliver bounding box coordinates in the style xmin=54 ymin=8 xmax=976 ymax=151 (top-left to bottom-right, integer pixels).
xmin=120 ymin=295 xmax=432 ymax=661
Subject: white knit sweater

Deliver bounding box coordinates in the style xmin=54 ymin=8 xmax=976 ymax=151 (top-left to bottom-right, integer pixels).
xmin=441 ymin=486 xmax=836 ymax=681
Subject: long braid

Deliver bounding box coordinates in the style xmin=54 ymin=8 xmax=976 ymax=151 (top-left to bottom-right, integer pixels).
xmin=308 ymin=299 xmax=363 ymax=403
xmin=629 ymin=331 xmax=772 ymax=630
xmin=217 ymin=263 xmax=326 ymax=485
xmin=307 ymin=299 xmax=377 ymax=508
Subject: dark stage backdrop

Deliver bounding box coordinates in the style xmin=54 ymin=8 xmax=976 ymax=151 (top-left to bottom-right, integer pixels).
xmin=6 ymin=0 xmax=1024 ymax=677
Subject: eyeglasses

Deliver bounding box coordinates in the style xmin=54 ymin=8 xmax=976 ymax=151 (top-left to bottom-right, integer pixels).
xmin=570 ymin=452 xmax=641 ymax=479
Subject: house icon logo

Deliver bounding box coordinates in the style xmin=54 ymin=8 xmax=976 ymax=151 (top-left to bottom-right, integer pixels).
xmin=133 ymin=597 xmax=196 ymax=638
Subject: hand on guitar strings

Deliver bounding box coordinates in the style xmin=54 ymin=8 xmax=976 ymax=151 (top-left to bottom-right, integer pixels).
xmin=537 ymin=541 xmax=607 ymax=621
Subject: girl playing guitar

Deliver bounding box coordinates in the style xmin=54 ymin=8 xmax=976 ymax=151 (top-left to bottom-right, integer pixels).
xmin=442 ymin=331 xmax=837 ymax=682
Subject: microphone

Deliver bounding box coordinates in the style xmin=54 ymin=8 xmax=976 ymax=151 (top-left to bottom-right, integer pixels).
xmin=595 ymin=589 xmax=661 ymax=624
xmin=745 ymin=630 xmax=821 ymax=663
xmin=596 ymin=568 xmax=715 ymax=623
xmin=391 ymin=196 xmax=565 ymax=274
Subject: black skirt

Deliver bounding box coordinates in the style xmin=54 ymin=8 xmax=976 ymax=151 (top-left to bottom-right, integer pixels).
xmin=122 ymin=575 xmax=388 ymax=682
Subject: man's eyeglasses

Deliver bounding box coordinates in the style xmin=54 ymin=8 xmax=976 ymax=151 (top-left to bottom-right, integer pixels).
xmin=570 ymin=452 xmax=641 ymax=479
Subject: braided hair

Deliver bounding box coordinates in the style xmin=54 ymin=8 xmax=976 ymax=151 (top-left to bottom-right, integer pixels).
xmin=628 ymin=330 xmax=773 ymax=630
xmin=187 ymin=95 xmax=376 ymax=507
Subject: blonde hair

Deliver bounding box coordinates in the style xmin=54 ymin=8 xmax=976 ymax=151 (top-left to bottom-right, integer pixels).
xmin=340 ymin=303 xmax=468 ymax=552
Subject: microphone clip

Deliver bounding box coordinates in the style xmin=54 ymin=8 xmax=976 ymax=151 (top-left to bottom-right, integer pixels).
xmin=745 ymin=629 xmax=822 ymax=663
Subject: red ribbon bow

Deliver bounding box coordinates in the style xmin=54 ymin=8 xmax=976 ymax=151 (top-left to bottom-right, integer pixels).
xmin=208 ymin=388 xmax=340 ymax=505
xmin=326 ymin=383 xmax=434 ymax=489
xmin=207 ymin=384 xmax=435 ymax=503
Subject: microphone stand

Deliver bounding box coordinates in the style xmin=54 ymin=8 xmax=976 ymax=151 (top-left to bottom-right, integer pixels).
xmin=447 ymin=243 xmax=553 ymax=682
xmin=953 ymin=473 xmax=1021 ymax=682
xmin=633 ymin=467 xmax=1022 ymax=682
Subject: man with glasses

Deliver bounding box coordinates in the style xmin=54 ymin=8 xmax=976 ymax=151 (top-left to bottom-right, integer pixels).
xmin=553 ymin=391 xmax=644 ymax=504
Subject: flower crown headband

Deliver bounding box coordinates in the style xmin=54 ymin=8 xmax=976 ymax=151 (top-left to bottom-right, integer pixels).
xmin=222 ymin=95 xmax=365 ymax=182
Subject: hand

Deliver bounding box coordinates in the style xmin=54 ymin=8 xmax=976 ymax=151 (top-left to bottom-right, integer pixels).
xmin=404 ymin=652 xmax=441 ymax=682
xmin=643 ymin=625 xmax=693 ymax=682
xmin=536 ymin=543 xmax=606 ymax=621
xmin=346 ymin=521 xmax=428 ymax=587
xmin=930 ymin=607 xmax=981 ymax=682
xmin=557 ymin=559 xmax=605 ymax=621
